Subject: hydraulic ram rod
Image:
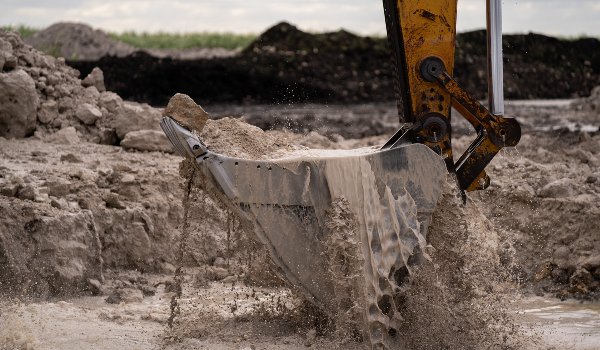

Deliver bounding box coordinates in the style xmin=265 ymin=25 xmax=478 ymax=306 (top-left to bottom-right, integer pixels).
xmin=487 ymin=0 xmax=504 ymax=116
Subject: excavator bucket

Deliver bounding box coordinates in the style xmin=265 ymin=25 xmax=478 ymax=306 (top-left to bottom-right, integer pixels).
xmin=160 ymin=1 xmax=519 ymax=346
xmin=161 ymin=117 xmax=447 ymax=344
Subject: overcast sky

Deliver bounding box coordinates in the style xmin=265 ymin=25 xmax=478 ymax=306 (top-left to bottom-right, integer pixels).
xmin=2 ymin=0 xmax=599 ymax=37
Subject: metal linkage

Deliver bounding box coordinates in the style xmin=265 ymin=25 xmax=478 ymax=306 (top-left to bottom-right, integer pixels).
xmin=419 ymin=56 xmax=521 ymax=192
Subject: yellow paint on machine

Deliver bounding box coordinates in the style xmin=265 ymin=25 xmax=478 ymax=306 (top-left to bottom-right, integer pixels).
xmin=395 ymin=0 xmax=457 ymax=120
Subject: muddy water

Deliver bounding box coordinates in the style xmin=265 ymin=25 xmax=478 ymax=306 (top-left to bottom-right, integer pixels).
xmin=517 ymin=297 xmax=600 ymax=349
xmin=2 ymin=289 xmax=598 ymax=349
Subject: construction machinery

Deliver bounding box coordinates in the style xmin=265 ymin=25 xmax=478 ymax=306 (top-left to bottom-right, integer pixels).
xmin=160 ymin=0 xmax=520 ymax=348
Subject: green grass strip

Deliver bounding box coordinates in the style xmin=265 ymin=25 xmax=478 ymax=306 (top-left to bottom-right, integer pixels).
xmin=108 ymin=31 xmax=257 ymax=50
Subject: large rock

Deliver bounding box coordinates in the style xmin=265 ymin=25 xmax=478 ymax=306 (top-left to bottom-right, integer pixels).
xmin=164 ymin=93 xmax=209 ymax=132
xmin=112 ymin=102 xmax=163 ymax=139
xmin=81 ymin=67 xmax=106 ymax=92
xmin=0 ymin=69 xmax=39 ymax=138
xmin=120 ymin=130 xmax=175 ymax=153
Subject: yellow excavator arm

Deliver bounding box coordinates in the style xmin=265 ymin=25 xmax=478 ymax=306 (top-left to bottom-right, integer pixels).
xmin=381 ymin=0 xmax=520 ymax=196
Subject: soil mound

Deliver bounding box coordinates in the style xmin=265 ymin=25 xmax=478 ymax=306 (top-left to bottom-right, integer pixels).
xmin=25 ymin=22 xmax=241 ymax=62
xmin=68 ymin=22 xmax=600 ymax=106
xmin=24 ymin=22 xmax=135 ymax=61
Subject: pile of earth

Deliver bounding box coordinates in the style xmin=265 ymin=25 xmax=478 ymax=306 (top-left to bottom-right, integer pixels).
xmin=24 ymin=22 xmax=241 ymax=61
xmin=67 ymin=22 xmax=600 ymax=107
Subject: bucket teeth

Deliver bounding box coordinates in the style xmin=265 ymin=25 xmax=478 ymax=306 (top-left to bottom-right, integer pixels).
xmin=160 ymin=117 xmax=208 ymax=159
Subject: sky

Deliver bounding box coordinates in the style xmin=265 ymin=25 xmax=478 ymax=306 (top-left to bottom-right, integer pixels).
xmin=2 ymin=0 xmax=600 ymax=37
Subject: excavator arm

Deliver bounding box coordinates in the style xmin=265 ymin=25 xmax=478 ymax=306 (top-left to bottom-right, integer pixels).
xmin=381 ymin=0 xmax=521 ymax=194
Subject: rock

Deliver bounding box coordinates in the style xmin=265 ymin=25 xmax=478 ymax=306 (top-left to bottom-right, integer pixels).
xmin=45 ymin=179 xmax=71 ymax=197
xmin=0 ymin=38 xmax=12 ymax=54
xmin=83 ymin=86 xmax=100 ymax=101
xmin=58 ymin=96 xmax=75 ymax=112
xmin=68 ymin=168 xmax=82 ymax=179
xmin=98 ymin=92 xmax=123 ymax=113
xmin=105 ymin=288 xmax=143 ymax=304
xmin=98 ymin=128 xmax=117 ymax=145
xmin=19 ymin=51 xmax=34 ymax=66
xmin=538 ymin=178 xmax=576 ymax=198
xmin=81 ymin=67 xmax=105 ymax=92
xmin=112 ymin=102 xmax=163 ymax=139
xmin=0 ymin=38 xmax=12 ymax=71
xmin=570 ymin=269 xmax=592 ymax=293
xmin=48 ymin=126 xmax=80 ymax=145
xmin=86 ymin=279 xmax=102 ymax=295
xmin=534 ymin=263 xmax=552 ymax=283
xmin=78 ymin=196 xmax=96 ymax=210
xmin=80 ymin=172 xmax=96 ymax=182
xmin=60 ymin=153 xmax=83 ymax=163
xmin=50 ymin=199 xmax=62 ymax=209
xmin=75 ymin=103 xmax=102 ymax=125
xmin=120 ymin=130 xmax=175 ymax=153
xmin=159 ymin=261 xmax=176 ymax=274
xmin=37 ymin=100 xmax=59 ymax=124
xmin=104 ymin=192 xmax=125 ymax=209
xmin=553 ymin=246 xmax=571 ymax=269
xmin=164 ymin=93 xmax=209 ymax=132
xmin=121 ymin=174 xmax=135 ymax=184
xmin=139 ymin=285 xmax=156 ymax=296
xmin=35 ymin=193 xmax=49 ymax=202
xmin=203 ymin=266 xmax=230 ymax=281
xmin=3 ymin=54 xmax=17 ymax=70
xmin=46 ymin=72 xmax=61 ymax=85
xmin=512 ymin=184 xmax=535 ymax=202
xmin=551 ymin=268 xmax=569 ymax=284
xmin=18 ymin=185 xmax=38 ymax=201
xmin=0 ymin=69 xmax=39 ymax=138
xmin=1 ymin=185 xmax=18 ymax=197
xmin=589 ymin=155 xmax=600 ymax=168
xmin=586 ymin=174 xmax=598 ymax=183
xmin=35 ymin=55 xmax=51 ymax=68
xmin=582 ymin=255 xmax=600 ymax=271
xmin=164 ymin=279 xmax=178 ymax=293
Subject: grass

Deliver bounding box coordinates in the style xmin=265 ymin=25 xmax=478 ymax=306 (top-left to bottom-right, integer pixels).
xmin=108 ymin=31 xmax=257 ymax=50
xmin=1 ymin=24 xmax=41 ymax=39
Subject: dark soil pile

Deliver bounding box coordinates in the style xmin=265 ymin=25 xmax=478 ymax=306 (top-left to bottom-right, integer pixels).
xmin=68 ymin=22 xmax=600 ymax=107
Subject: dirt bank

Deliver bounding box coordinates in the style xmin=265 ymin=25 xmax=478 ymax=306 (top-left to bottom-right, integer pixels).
xmin=24 ymin=22 xmax=241 ymax=61
xmin=67 ymin=22 xmax=600 ymax=107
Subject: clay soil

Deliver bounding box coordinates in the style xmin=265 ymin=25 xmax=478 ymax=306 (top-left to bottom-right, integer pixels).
xmin=2 ymin=99 xmax=600 ymax=349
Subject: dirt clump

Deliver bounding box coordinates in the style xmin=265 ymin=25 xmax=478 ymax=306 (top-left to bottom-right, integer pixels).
xmin=164 ymin=93 xmax=209 ymax=132
xmin=0 ymin=26 xmax=171 ymax=152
